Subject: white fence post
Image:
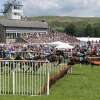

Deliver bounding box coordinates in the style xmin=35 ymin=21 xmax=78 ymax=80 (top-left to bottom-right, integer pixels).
xmin=0 ymin=62 xmax=2 ymax=95
xmin=13 ymin=71 xmax=15 ymax=95
xmin=13 ymin=62 xmax=15 ymax=95
xmin=47 ymin=70 xmax=50 ymax=95
xmin=0 ymin=60 xmax=50 ymax=96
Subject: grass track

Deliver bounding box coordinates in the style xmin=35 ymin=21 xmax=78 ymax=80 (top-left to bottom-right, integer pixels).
xmin=0 ymin=64 xmax=100 ymax=100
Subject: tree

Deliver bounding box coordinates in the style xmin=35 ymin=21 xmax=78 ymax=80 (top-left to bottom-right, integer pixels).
xmin=94 ymin=27 xmax=100 ymax=37
xmin=84 ymin=24 xmax=94 ymax=37
xmin=64 ymin=24 xmax=76 ymax=36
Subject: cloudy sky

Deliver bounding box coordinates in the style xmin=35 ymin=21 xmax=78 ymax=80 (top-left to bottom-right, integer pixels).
xmin=0 ymin=0 xmax=100 ymax=17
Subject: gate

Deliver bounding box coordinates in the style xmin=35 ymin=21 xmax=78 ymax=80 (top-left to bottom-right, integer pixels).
xmin=0 ymin=60 xmax=49 ymax=96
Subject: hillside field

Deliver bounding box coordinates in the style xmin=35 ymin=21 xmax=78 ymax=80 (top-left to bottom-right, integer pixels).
xmin=30 ymin=16 xmax=100 ymax=33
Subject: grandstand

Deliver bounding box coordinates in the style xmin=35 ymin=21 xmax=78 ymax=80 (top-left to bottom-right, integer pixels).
xmin=0 ymin=0 xmax=48 ymax=43
xmin=0 ymin=0 xmax=80 ymax=44
xmin=0 ymin=19 xmax=48 ymax=43
xmin=21 ymin=32 xmax=79 ymax=44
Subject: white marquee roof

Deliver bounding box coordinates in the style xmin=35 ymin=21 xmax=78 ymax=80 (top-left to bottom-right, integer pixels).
xmin=77 ymin=37 xmax=100 ymax=42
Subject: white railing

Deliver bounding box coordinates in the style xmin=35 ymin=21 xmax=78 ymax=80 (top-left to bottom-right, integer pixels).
xmin=0 ymin=60 xmax=49 ymax=96
xmin=0 ymin=60 xmax=69 ymax=96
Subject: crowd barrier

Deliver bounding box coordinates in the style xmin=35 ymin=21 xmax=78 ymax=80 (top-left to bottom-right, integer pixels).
xmin=0 ymin=60 xmax=68 ymax=96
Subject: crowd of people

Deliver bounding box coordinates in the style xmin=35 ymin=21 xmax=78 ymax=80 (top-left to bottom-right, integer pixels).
xmin=0 ymin=41 xmax=99 ymax=62
xmin=72 ymin=41 xmax=100 ymax=63
xmin=0 ymin=44 xmax=53 ymax=60
xmin=0 ymin=31 xmax=100 ymax=64
xmin=22 ymin=32 xmax=79 ymax=44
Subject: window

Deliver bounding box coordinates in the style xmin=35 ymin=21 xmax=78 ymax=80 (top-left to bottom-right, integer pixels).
xmin=6 ymin=33 xmax=10 ymax=39
xmin=14 ymin=6 xmax=21 ymax=9
xmin=6 ymin=33 xmax=16 ymax=39
xmin=14 ymin=13 xmax=18 ymax=15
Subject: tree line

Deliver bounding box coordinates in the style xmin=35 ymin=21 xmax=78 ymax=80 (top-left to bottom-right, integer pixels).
xmin=64 ymin=24 xmax=100 ymax=37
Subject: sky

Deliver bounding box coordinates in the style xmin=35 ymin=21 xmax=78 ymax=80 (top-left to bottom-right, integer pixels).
xmin=0 ymin=0 xmax=100 ymax=17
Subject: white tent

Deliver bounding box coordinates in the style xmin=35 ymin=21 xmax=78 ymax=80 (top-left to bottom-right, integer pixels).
xmin=48 ymin=41 xmax=64 ymax=46
xmin=55 ymin=43 xmax=74 ymax=50
xmin=77 ymin=37 xmax=100 ymax=42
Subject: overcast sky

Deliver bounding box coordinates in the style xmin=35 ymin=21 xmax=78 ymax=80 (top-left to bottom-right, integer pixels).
xmin=0 ymin=0 xmax=100 ymax=17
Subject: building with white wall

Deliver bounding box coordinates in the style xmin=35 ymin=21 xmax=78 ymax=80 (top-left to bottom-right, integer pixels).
xmin=0 ymin=0 xmax=48 ymax=43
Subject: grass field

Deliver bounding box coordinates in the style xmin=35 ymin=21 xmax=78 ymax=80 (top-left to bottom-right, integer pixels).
xmin=30 ymin=16 xmax=100 ymax=32
xmin=0 ymin=64 xmax=100 ymax=100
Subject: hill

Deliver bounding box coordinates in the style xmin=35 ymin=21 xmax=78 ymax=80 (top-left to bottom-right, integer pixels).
xmin=30 ymin=16 xmax=100 ymax=23
xmin=28 ymin=16 xmax=100 ymax=37
xmin=30 ymin=16 xmax=100 ymax=28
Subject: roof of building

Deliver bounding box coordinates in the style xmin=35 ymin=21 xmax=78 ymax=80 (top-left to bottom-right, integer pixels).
xmin=0 ymin=19 xmax=48 ymax=29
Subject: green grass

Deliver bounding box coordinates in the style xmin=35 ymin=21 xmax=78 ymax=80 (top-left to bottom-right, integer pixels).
xmin=30 ymin=16 xmax=100 ymax=23
xmin=0 ymin=64 xmax=100 ymax=100
xmin=50 ymin=64 xmax=100 ymax=100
